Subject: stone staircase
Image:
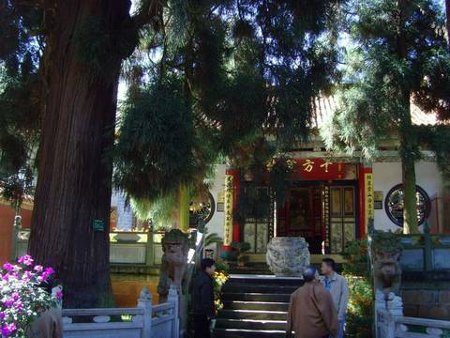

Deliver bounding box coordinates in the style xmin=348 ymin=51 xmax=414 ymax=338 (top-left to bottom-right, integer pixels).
xmin=213 ymin=275 xmax=303 ymax=338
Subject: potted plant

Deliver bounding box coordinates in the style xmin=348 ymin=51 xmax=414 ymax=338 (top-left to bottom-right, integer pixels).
xmin=0 ymin=255 xmax=62 ymax=337
xmin=230 ymin=242 xmax=251 ymax=267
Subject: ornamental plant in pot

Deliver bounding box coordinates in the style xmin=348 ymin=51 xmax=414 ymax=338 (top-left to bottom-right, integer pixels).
xmin=230 ymin=242 xmax=251 ymax=267
xmin=0 ymin=255 xmax=62 ymax=337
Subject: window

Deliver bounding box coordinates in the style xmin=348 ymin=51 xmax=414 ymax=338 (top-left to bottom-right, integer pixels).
xmin=241 ymin=185 xmax=273 ymax=253
xmin=385 ymin=184 xmax=431 ymax=227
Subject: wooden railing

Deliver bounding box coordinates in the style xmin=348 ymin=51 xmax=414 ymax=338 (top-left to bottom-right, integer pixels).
xmin=377 ymin=309 xmax=450 ymax=338
xmin=63 ymin=286 xmax=179 ymax=338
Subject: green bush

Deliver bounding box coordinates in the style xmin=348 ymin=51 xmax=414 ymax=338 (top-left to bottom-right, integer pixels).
xmin=343 ymin=239 xmax=374 ymax=338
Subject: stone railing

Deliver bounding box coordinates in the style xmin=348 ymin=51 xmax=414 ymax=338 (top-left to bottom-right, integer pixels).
xmin=400 ymin=233 xmax=450 ymax=272
xmin=14 ymin=230 xmax=165 ymax=271
xmin=63 ymin=286 xmax=179 ymax=338
xmin=377 ymin=309 xmax=450 ymax=338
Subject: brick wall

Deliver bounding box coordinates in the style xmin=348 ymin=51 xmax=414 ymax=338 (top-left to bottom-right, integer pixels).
xmin=402 ymin=283 xmax=450 ymax=320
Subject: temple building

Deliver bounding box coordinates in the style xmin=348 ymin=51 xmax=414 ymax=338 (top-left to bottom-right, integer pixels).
xmin=203 ymin=98 xmax=450 ymax=262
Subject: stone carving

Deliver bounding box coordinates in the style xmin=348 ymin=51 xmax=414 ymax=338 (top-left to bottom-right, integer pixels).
xmin=375 ymin=290 xmax=403 ymax=316
xmin=266 ymin=237 xmax=310 ymax=277
xmin=157 ymin=229 xmax=189 ymax=303
xmin=371 ymin=231 xmax=402 ymax=296
xmin=371 ymin=230 xmax=403 ymax=315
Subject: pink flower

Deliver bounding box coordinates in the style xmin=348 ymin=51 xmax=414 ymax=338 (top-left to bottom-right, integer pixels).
xmin=55 ymin=290 xmax=63 ymax=300
xmin=2 ymin=263 xmax=13 ymax=271
xmin=34 ymin=265 xmax=43 ymax=273
xmin=13 ymin=300 xmax=23 ymax=311
xmin=17 ymin=254 xmax=34 ymax=266
xmin=22 ymin=270 xmax=32 ymax=282
xmin=0 ymin=312 xmax=5 ymax=320
xmin=44 ymin=267 xmax=55 ymax=275
xmin=1 ymin=323 xmax=17 ymax=337
xmin=41 ymin=267 xmax=55 ymax=281
xmin=11 ymin=292 xmax=20 ymax=301
xmin=3 ymin=298 xmax=14 ymax=308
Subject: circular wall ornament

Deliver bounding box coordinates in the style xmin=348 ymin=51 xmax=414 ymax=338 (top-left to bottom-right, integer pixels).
xmin=384 ymin=184 xmax=431 ymax=227
xmin=189 ymin=191 xmax=215 ymax=226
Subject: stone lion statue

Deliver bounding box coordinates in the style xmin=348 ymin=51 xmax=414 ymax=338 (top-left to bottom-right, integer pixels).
xmin=157 ymin=229 xmax=189 ymax=303
xmin=371 ymin=231 xmax=402 ymax=296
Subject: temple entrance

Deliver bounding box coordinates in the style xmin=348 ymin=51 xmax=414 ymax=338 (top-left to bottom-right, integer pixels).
xmin=240 ymin=180 xmax=359 ymax=255
xmin=277 ymin=185 xmax=323 ymax=253
xmin=277 ymin=182 xmax=358 ymax=254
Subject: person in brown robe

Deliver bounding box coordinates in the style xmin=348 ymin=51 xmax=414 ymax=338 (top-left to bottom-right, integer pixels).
xmin=286 ymin=266 xmax=338 ymax=338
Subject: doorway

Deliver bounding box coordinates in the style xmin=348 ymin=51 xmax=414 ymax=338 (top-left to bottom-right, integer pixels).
xmin=277 ymin=185 xmax=323 ymax=253
xmin=277 ymin=183 xmax=358 ymax=254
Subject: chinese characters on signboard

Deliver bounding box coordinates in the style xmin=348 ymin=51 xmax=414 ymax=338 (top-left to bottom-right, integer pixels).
xmin=293 ymin=159 xmax=356 ymax=180
xmin=365 ymin=173 xmax=374 ymax=225
xmin=301 ymin=159 xmax=332 ymax=173
xmin=223 ymin=175 xmax=234 ymax=246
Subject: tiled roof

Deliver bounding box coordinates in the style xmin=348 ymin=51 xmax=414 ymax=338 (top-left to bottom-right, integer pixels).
xmin=312 ymin=96 xmax=444 ymax=129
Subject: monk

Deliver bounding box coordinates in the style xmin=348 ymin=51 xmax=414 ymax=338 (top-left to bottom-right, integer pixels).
xmin=286 ymin=266 xmax=338 ymax=338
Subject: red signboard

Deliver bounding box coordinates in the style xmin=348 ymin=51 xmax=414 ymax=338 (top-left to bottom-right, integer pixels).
xmin=290 ymin=158 xmax=356 ymax=181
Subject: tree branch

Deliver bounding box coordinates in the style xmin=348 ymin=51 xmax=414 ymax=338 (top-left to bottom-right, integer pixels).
xmin=132 ymin=0 xmax=163 ymax=29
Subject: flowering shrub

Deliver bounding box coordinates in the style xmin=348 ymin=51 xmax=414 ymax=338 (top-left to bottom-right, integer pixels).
xmin=212 ymin=270 xmax=229 ymax=312
xmin=342 ymin=240 xmax=374 ymax=338
xmin=0 ymin=255 xmax=62 ymax=337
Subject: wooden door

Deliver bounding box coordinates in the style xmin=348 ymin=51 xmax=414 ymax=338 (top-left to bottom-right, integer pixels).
xmin=277 ymin=185 xmax=323 ymax=253
xmin=329 ymin=186 xmax=357 ymax=253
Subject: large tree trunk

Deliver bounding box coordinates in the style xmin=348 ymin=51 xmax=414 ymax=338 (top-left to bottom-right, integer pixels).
xmin=29 ymin=0 xmax=133 ymax=308
xmin=400 ymin=100 xmax=419 ymax=234
xmin=401 ymin=146 xmax=418 ymax=234
xmin=397 ymin=0 xmax=418 ymax=234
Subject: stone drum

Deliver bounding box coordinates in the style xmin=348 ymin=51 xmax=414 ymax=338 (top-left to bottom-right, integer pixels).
xmin=266 ymin=237 xmax=310 ymax=277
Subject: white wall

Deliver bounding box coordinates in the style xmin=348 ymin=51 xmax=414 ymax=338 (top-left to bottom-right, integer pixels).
xmin=373 ymin=161 xmax=443 ymax=232
xmin=205 ymin=164 xmax=226 ymax=238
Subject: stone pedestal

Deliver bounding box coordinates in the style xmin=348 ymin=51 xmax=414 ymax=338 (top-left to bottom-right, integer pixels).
xmin=376 ymin=290 xmax=403 ymax=316
xmin=266 ymin=237 xmax=310 ymax=277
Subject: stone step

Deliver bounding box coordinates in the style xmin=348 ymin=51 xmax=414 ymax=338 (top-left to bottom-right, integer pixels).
xmin=213 ymin=328 xmax=286 ymax=338
xmin=215 ymin=318 xmax=287 ymax=331
xmin=223 ymin=300 xmax=289 ymax=312
xmin=218 ymin=309 xmax=288 ymax=321
xmin=223 ymin=283 xmax=299 ymax=294
xmin=222 ymin=292 xmax=291 ymax=303
xmin=227 ymin=274 xmax=303 ymax=286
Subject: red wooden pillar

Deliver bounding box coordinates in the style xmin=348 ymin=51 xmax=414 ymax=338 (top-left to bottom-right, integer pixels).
xmin=230 ymin=170 xmax=241 ymax=243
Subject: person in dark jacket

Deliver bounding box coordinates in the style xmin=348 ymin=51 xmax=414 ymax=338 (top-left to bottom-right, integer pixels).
xmin=192 ymin=258 xmax=216 ymax=338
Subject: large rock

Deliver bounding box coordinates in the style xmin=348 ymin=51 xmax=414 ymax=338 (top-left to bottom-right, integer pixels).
xmin=266 ymin=237 xmax=310 ymax=277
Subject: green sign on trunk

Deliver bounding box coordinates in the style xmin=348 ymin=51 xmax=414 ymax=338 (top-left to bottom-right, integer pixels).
xmin=93 ymin=219 xmax=105 ymax=232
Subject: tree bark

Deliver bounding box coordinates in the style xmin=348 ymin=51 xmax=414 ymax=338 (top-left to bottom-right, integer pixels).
xmin=397 ymin=0 xmax=418 ymax=234
xmin=401 ymin=142 xmax=418 ymax=234
xmin=400 ymin=98 xmax=419 ymax=234
xmin=29 ymin=0 xmax=133 ymax=308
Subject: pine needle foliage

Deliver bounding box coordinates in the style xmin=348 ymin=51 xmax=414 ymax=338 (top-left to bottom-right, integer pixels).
xmin=116 ymin=0 xmax=344 ymax=203
xmin=322 ymin=0 xmax=450 ymax=158
xmin=114 ymin=78 xmax=195 ymax=201
xmin=0 ymin=0 xmax=42 ymax=207
xmin=321 ymin=0 xmax=450 ymax=233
